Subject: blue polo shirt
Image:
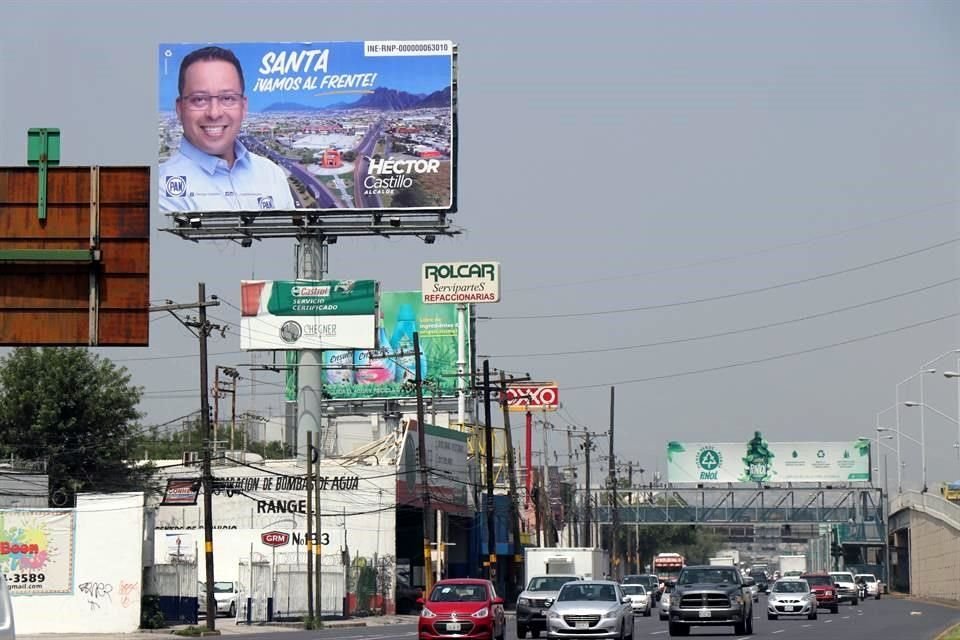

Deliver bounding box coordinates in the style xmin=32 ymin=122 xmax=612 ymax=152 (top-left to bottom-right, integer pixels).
xmin=159 ymin=138 xmax=296 ymax=212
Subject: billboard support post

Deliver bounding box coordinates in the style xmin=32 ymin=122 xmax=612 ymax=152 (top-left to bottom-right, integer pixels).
xmin=296 ymin=239 xmax=326 ymax=461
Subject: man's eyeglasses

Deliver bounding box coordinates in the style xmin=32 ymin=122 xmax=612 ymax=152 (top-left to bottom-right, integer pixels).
xmin=180 ymin=92 xmax=244 ymax=111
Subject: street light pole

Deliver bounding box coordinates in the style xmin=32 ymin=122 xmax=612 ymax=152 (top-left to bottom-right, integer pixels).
xmin=876 ymin=406 xmax=898 ymax=494
xmin=944 ymin=362 xmax=960 ymax=468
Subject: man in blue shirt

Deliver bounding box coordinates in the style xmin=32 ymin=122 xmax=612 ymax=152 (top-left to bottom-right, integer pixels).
xmin=160 ymin=46 xmax=296 ymax=212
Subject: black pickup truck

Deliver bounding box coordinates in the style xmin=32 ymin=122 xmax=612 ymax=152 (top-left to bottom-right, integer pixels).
xmin=667 ymin=565 xmax=754 ymax=636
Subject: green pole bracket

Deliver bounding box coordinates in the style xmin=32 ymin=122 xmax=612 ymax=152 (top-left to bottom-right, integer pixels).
xmin=0 ymin=248 xmax=100 ymax=263
xmin=27 ymin=128 xmax=61 ymax=221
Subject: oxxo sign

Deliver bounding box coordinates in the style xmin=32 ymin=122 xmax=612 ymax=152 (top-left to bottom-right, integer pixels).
xmin=421 ymin=261 xmax=500 ymax=304
xmin=260 ymin=531 xmax=290 ymax=547
xmin=506 ymin=383 xmax=559 ymax=412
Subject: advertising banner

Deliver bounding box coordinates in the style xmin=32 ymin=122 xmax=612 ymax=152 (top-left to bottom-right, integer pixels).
xmin=161 ymin=478 xmax=200 ymax=506
xmin=240 ymin=279 xmax=377 ymax=350
xmin=158 ymin=40 xmax=455 ymax=213
xmin=397 ymin=419 xmax=471 ymax=515
xmin=505 ymin=383 xmax=559 ymax=412
xmin=0 ymin=511 xmax=76 ymax=596
xmin=319 ymin=291 xmax=465 ymax=400
xmin=422 ymin=261 xmax=500 ymax=304
xmin=666 ymin=432 xmax=871 ymax=484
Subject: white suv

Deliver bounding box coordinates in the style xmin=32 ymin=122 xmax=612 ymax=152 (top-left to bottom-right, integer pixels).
xmin=828 ymin=572 xmax=859 ymax=605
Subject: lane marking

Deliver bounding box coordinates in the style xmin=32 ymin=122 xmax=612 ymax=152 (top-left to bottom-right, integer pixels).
xmin=823 ymin=619 xmax=833 ymax=623
xmin=802 ymin=624 xmax=811 ymax=628
xmin=842 ymin=615 xmax=850 ymax=619
xmin=650 ymin=631 xmax=667 ymax=636
xmin=772 ymin=631 xmax=785 ymax=634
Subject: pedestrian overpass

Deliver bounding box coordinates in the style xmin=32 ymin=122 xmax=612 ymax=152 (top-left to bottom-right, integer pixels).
xmin=591 ymin=485 xmax=885 ymax=542
xmin=888 ymin=491 xmax=960 ymax=599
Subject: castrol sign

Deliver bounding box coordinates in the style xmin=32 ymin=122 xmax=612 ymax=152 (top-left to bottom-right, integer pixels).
xmin=505 ymin=383 xmax=559 ymax=412
xmin=261 ymin=531 xmax=290 ymax=547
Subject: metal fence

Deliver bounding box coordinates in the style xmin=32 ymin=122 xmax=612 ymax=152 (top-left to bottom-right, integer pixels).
xmin=236 ymin=550 xmax=347 ymax=622
xmin=144 ymin=560 xmax=198 ymax=624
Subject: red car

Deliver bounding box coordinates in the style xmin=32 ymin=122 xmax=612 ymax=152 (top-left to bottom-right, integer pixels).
xmin=418 ymin=579 xmax=506 ymax=640
xmin=800 ymin=573 xmax=839 ymax=613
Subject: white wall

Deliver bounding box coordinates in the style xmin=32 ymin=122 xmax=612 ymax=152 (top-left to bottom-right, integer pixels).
xmin=12 ymin=493 xmax=144 ymax=635
xmin=154 ymin=461 xmax=397 ymax=583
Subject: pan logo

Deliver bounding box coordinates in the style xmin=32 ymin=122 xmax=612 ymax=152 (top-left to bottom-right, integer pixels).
xmin=258 ymin=196 xmax=275 ymax=209
xmin=164 ymin=175 xmax=187 ymax=197
xmin=696 ymin=446 xmax=723 ymax=480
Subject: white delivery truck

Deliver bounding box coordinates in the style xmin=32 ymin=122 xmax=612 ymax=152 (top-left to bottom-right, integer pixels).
xmin=778 ymin=555 xmax=807 ymax=577
xmin=709 ymin=556 xmax=736 ymax=566
xmin=524 ymin=547 xmax=609 ymax=581
xmin=716 ymin=549 xmax=741 ymax=566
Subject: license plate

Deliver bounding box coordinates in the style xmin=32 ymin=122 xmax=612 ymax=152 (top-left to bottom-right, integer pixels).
xmin=575 ymin=622 xmax=589 ymax=629
xmin=785 ymin=606 xmax=795 ymax=612
xmin=540 ymin=610 xmax=548 ymax=616
xmin=446 ymin=622 xmax=461 ymax=631
xmin=698 ymin=609 xmax=712 ymax=618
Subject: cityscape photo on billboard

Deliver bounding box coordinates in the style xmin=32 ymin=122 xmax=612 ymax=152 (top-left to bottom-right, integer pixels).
xmin=158 ymin=40 xmax=454 ymax=213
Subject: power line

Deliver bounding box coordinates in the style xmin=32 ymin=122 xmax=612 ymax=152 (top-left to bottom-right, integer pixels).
xmin=485 ymin=276 xmax=960 ymax=358
xmin=563 ymin=310 xmax=960 ymax=390
xmin=485 ymin=235 xmax=960 ymax=320
xmin=504 ymin=199 xmax=957 ymax=293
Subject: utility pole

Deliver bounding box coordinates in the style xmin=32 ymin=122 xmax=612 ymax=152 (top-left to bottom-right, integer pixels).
xmin=315 ymin=441 xmax=322 ymax=620
xmin=307 ymin=432 xmax=315 ymax=621
xmin=582 ymin=431 xmax=594 ymax=548
xmin=152 ymin=285 xmax=222 ymax=631
xmin=608 ymin=387 xmax=617 ymax=579
xmin=483 ymin=360 xmax=497 ymax=584
xmin=414 ymin=332 xmax=433 ymax=595
xmin=499 ymin=371 xmax=523 ymax=599
xmin=628 ymin=461 xmax=634 ymax=573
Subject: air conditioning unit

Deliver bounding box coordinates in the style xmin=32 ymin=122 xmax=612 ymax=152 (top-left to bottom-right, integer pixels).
xmin=182 ymin=451 xmax=200 ymax=465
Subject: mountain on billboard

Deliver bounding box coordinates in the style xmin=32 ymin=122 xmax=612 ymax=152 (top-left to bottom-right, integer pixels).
xmin=262 ymin=86 xmax=452 ymax=113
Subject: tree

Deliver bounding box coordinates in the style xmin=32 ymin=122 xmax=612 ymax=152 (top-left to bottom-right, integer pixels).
xmin=0 ymin=347 xmax=155 ymax=503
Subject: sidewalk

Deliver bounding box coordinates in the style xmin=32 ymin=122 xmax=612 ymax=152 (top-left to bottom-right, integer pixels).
xmin=19 ymin=615 xmax=419 ymax=639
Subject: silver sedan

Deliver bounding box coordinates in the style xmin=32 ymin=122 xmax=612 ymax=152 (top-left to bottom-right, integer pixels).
xmin=546 ymin=581 xmax=634 ymax=640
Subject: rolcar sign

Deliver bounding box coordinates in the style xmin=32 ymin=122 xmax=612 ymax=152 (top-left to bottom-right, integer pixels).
xmin=421 ymin=261 xmax=500 ymax=304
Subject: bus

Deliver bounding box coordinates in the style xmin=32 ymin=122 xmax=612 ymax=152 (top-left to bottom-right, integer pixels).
xmin=653 ymin=552 xmax=685 ymax=591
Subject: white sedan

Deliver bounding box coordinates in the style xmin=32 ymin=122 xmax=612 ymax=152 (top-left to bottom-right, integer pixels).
xmin=620 ymin=584 xmax=652 ymax=617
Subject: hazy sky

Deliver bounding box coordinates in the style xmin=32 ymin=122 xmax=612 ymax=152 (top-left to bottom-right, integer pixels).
xmin=1 ymin=1 xmax=958 ymax=490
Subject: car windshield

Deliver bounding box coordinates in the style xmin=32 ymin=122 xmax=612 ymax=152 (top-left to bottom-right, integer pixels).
xmin=803 ymin=576 xmax=832 ymax=586
xmin=856 ymin=575 xmax=876 ymax=583
xmin=558 ymin=583 xmax=617 ymax=602
xmin=528 ymin=577 xmax=576 ymax=592
xmin=830 ymin=573 xmax=853 ymax=582
xmin=773 ymin=581 xmax=809 ymax=593
xmin=430 ymin=584 xmax=488 ymax=602
xmin=621 ymin=585 xmax=646 ymax=595
xmin=213 ymin=582 xmax=234 ymax=593
xmin=749 ymin=572 xmax=767 ymax=581
xmin=679 ymin=569 xmax=739 ymax=585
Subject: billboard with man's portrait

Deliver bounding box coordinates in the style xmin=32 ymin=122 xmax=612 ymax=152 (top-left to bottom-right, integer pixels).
xmin=158 ymin=40 xmax=455 ymax=213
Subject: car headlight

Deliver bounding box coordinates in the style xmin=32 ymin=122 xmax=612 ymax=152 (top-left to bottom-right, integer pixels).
xmin=734 ymin=595 xmax=744 ymax=605
xmin=518 ymin=597 xmax=530 ymax=607
xmin=472 ymin=607 xmax=490 ymax=618
xmin=421 ymin=606 xmax=437 ymax=618
xmin=602 ymin=608 xmax=619 ymax=620
xmin=546 ymin=610 xmax=561 ymax=620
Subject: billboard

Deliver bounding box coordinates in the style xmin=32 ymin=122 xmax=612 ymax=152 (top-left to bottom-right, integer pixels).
xmin=158 ymin=40 xmax=455 ymax=213
xmin=422 ymin=261 xmax=500 ymax=304
xmin=505 ymin=383 xmax=559 ymax=412
xmin=303 ymin=290 xmax=465 ymax=400
xmin=160 ymin=478 xmax=200 ymax=506
xmin=240 ymin=279 xmax=377 ymax=350
xmin=666 ymin=432 xmax=871 ymax=484
xmin=397 ymin=419 xmax=471 ymax=515
xmin=0 ymin=511 xmax=76 ymax=596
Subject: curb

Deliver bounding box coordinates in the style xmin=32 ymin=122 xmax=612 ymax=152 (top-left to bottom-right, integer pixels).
xmin=935 ymin=623 xmax=960 ymax=640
